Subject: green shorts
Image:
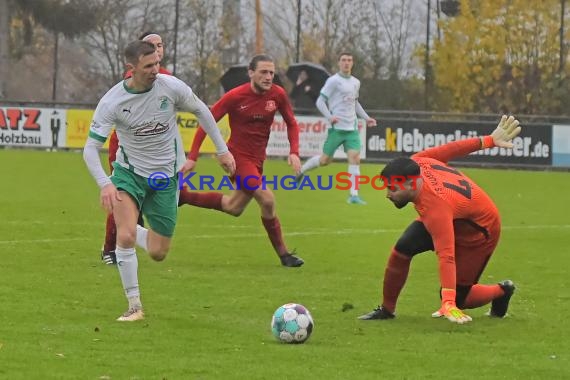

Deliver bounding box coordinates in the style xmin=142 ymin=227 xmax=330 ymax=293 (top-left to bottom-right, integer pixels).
xmin=111 ymin=163 xmax=178 ymax=237
xmin=322 ymin=128 xmax=361 ymax=157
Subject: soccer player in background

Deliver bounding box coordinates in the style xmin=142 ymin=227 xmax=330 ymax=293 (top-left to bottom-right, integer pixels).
xmin=179 ymin=54 xmax=305 ymax=267
xmin=84 ymin=40 xmax=235 ymax=321
xmin=296 ymin=52 xmax=377 ymax=205
xmin=358 ymin=115 xmax=521 ymax=324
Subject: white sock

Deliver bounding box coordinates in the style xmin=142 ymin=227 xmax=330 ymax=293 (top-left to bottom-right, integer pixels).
xmin=348 ymin=164 xmax=360 ymax=196
xmin=136 ymin=224 xmax=148 ymax=251
xmin=301 ymin=155 xmax=321 ymax=174
xmin=128 ymin=295 xmax=142 ymax=310
xmin=115 ymin=246 xmax=141 ymax=307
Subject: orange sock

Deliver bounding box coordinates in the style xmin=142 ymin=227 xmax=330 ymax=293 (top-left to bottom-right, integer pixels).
xmin=463 ymin=284 xmax=504 ymax=309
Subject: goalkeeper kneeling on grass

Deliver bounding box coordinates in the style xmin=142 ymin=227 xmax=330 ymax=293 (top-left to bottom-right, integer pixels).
xmin=359 ymin=115 xmax=521 ymax=324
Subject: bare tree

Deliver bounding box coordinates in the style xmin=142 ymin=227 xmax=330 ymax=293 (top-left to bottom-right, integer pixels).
xmin=177 ymin=0 xmax=224 ymax=103
xmin=81 ymin=0 xmax=171 ymax=86
xmin=220 ymin=0 xmax=241 ymax=67
xmin=0 ymin=0 xmax=9 ymax=98
xmin=367 ymin=0 xmax=417 ymax=80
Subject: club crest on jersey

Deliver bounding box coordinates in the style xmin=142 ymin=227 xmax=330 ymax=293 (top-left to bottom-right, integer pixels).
xmin=265 ymin=100 xmax=276 ymax=112
xmin=159 ymin=96 xmax=169 ymax=110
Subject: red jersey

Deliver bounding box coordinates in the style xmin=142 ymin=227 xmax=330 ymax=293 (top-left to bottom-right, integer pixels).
xmin=189 ymin=83 xmax=299 ymax=162
xmin=411 ymin=138 xmax=500 ymax=290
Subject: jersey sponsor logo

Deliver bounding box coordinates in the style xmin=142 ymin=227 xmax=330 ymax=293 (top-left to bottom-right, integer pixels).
xmin=265 ymin=100 xmax=276 ymax=112
xmin=134 ymin=121 xmax=170 ymax=136
xmin=159 ymin=96 xmax=169 ymax=110
xmin=122 ymin=106 xmax=132 ymax=114
xmin=239 ymin=105 xmax=248 ymax=111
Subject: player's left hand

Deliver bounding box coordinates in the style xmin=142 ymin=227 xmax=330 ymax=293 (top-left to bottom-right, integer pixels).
xmin=288 ymin=154 xmax=301 ymax=173
xmin=180 ymin=158 xmax=197 ymax=174
xmin=431 ymin=302 xmax=472 ymax=324
xmin=216 ymin=151 xmax=236 ymax=176
xmin=491 ymin=115 xmax=522 ymax=148
xmin=366 ymin=118 xmax=377 ymax=127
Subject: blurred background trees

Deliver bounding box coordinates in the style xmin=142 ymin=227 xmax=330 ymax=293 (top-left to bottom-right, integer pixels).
xmin=1 ymin=0 xmax=569 ymax=116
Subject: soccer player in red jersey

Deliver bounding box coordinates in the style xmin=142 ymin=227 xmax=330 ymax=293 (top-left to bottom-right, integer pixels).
xmin=101 ymin=31 xmax=177 ymax=265
xmin=179 ymin=54 xmax=304 ymax=267
xmin=359 ymin=115 xmax=522 ymax=323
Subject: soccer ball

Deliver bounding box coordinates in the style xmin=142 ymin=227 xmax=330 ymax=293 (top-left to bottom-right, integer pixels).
xmin=271 ymin=303 xmax=314 ymax=343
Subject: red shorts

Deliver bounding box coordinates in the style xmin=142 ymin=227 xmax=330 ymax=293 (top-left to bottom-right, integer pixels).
xmin=231 ymin=155 xmax=264 ymax=194
xmin=108 ymin=130 xmax=119 ymax=171
xmin=454 ymin=220 xmax=501 ymax=285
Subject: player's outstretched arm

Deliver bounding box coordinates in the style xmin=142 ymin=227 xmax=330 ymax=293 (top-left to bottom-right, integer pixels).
xmin=413 ymin=114 xmax=522 ymax=163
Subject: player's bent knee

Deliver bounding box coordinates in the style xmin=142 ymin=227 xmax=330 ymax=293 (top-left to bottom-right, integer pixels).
xmin=148 ymin=247 xmax=169 ymax=261
xmin=225 ymin=207 xmax=244 ymax=217
xmin=257 ymin=198 xmax=275 ymax=213
xmin=116 ymin=230 xmax=136 ymax=247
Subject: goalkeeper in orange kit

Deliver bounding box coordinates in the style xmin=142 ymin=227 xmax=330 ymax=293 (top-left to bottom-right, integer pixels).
xmin=359 ymin=115 xmax=521 ymax=324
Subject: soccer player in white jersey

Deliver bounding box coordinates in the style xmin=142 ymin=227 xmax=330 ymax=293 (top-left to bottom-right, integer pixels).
xmin=296 ymin=52 xmax=377 ymax=204
xmin=83 ymin=40 xmax=235 ymax=321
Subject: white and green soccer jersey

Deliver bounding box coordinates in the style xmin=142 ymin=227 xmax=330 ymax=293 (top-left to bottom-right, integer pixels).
xmin=319 ymin=73 xmax=361 ymax=131
xmin=89 ymin=74 xmax=197 ymax=178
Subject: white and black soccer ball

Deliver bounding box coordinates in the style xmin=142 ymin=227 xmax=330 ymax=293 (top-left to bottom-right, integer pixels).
xmin=271 ymin=303 xmax=314 ymax=343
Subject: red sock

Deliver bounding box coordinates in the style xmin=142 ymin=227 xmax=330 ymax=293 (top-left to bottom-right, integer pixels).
xmin=178 ymin=187 xmax=195 ymax=206
xmin=179 ymin=190 xmax=223 ymax=211
xmin=103 ymin=213 xmax=116 ymax=253
xmin=261 ymin=216 xmax=288 ymax=256
xmin=463 ymin=284 xmax=504 ymax=309
xmin=382 ymin=249 xmax=412 ymax=314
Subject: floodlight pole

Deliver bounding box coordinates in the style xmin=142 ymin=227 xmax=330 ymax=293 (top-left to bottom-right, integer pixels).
xmin=173 ymin=0 xmax=180 ymax=76
xmin=561 ymin=0 xmax=566 ymax=73
xmin=52 ymin=31 xmax=59 ymax=101
xmin=255 ymin=0 xmax=264 ymax=54
xmin=296 ymin=0 xmax=301 ymax=62
xmin=425 ymin=0 xmax=431 ymax=110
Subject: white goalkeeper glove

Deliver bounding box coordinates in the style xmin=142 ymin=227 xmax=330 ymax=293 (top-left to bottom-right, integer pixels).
xmin=491 ymin=115 xmax=522 ymax=148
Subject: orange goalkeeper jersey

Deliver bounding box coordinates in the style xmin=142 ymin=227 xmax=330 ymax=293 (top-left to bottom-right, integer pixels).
xmin=411 ymin=137 xmax=500 ymax=290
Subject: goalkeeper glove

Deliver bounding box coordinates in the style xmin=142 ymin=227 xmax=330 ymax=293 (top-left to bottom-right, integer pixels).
xmin=431 ymin=302 xmax=472 ymax=324
xmin=490 ymin=115 xmax=522 ymax=148
xmin=431 ymin=288 xmax=472 ymax=324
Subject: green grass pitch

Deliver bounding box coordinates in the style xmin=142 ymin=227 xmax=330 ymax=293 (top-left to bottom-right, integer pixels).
xmin=0 ymin=149 xmax=568 ymax=379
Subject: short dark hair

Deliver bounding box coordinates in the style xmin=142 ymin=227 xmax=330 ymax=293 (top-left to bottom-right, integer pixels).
xmin=380 ymin=157 xmax=420 ymax=179
xmin=248 ymin=54 xmax=274 ymax=71
xmin=338 ymin=52 xmax=353 ymax=60
xmin=124 ymin=40 xmax=156 ymax=65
